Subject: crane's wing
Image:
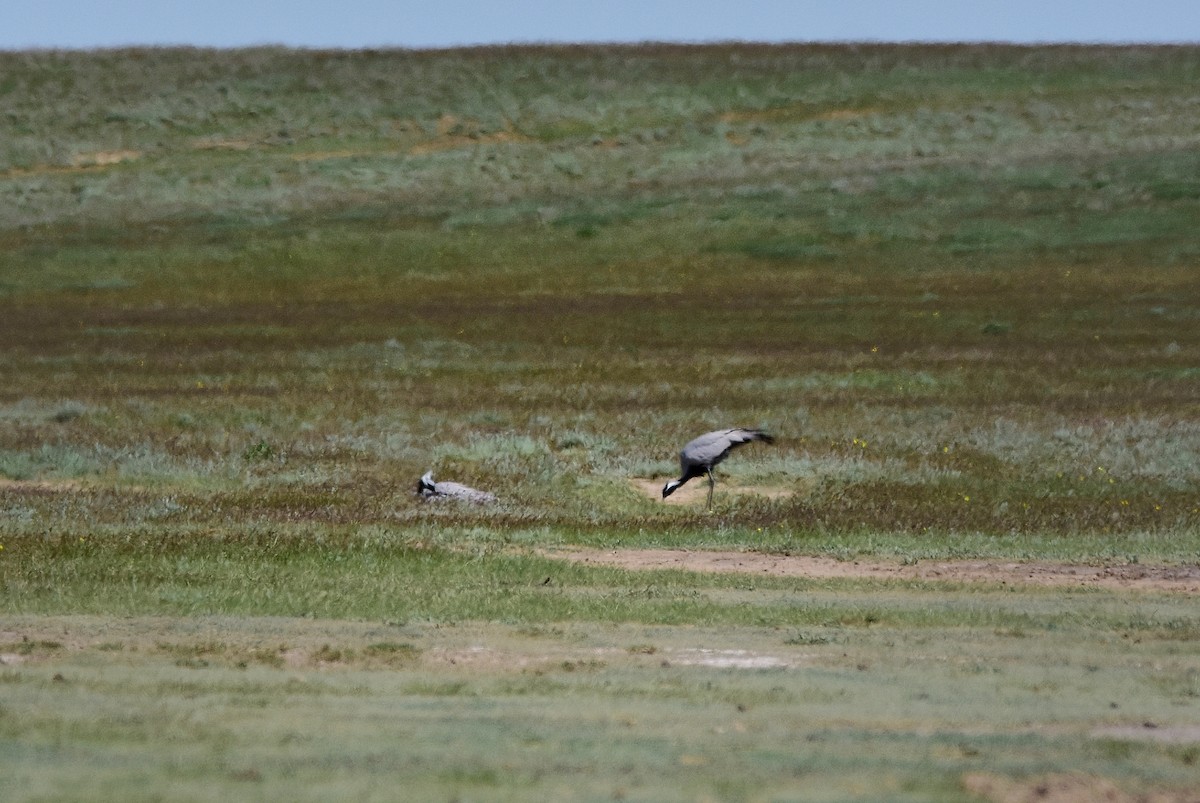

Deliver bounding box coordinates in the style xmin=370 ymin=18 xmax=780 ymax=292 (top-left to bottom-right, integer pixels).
xmin=681 ymin=428 xmax=774 ymax=469
xmin=724 ymin=428 xmax=774 ymax=446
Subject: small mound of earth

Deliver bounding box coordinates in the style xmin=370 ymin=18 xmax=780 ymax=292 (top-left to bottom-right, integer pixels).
xmin=548 ymin=548 xmax=1200 ymax=593
xmin=629 ymin=478 xmax=797 ymax=505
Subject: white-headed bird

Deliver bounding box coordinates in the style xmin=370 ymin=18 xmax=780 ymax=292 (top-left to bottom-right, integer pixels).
xmin=417 ymin=471 xmax=497 ymax=504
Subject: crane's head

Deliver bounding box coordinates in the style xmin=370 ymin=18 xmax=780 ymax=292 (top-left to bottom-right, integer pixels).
xmin=662 ymin=479 xmax=683 ymax=499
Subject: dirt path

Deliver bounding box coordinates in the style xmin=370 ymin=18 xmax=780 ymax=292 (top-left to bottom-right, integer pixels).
xmin=547 ymin=548 xmax=1200 ymax=593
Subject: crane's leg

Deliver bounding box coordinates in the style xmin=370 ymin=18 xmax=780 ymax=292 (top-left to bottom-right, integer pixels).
xmin=706 ymin=470 xmax=715 ymax=511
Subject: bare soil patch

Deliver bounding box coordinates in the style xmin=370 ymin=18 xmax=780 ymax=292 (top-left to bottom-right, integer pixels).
xmin=70 ymin=149 xmax=141 ymax=168
xmin=549 ymin=547 xmax=1200 ymax=593
xmin=962 ymin=771 xmax=1200 ymax=803
xmin=629 ymin=478 xmax=798 ymax=505
xmin=0 ymin=477 xmax=86 ymax=493
xmin=0 ymin=616 xmax=807 ymax=676
xmin=2 ymin=150 xmax=141 ymax=178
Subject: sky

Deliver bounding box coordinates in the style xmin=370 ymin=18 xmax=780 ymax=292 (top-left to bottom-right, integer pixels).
xmin=2 ymin=0 xmax=1198 ymax=50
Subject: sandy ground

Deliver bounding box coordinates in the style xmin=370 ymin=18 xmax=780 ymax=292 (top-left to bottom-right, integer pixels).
xmin=620 ymin=478 xmax=1199 ymax=595
xmin=546 ymin=547 xmax=1200 ymax=593
xmin=629 ymin=477 xmax=799 ymax=505
xmin=963 ymin=771 xmax=1200 ymax=803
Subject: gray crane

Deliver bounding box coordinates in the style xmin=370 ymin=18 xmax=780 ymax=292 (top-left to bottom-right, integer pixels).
xmin=417 ymin=471 xmax=497 ymax=504
xmin=662 ymin=428 xmax=774 ymax=510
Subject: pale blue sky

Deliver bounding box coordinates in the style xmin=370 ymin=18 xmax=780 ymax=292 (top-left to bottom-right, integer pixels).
xmin=3 ymin=0 xmax=1198 ymax=50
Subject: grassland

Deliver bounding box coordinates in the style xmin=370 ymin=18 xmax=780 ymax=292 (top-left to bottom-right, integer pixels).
xmin=2 ymin=43 xmax=1199 ymax=801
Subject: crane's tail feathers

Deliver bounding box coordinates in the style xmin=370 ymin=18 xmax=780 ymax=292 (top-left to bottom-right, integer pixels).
xmin=738 ymin=429 xmax=774 ymax=444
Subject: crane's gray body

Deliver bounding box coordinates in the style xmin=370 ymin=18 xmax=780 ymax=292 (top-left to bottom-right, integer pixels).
xmin=662 ymin=428 xmax=774 ymax=508
xmin=417 ymin=471 xmax=497 ymax=504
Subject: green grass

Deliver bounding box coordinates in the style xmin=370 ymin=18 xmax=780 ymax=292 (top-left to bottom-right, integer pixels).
xmin=2 ymin=42 xmax=1200 ymax=801
xmin=3 ymin=609 xmax=1199 ymax=802
xmin=2 ymin=524 xmax=1196 ymax=627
